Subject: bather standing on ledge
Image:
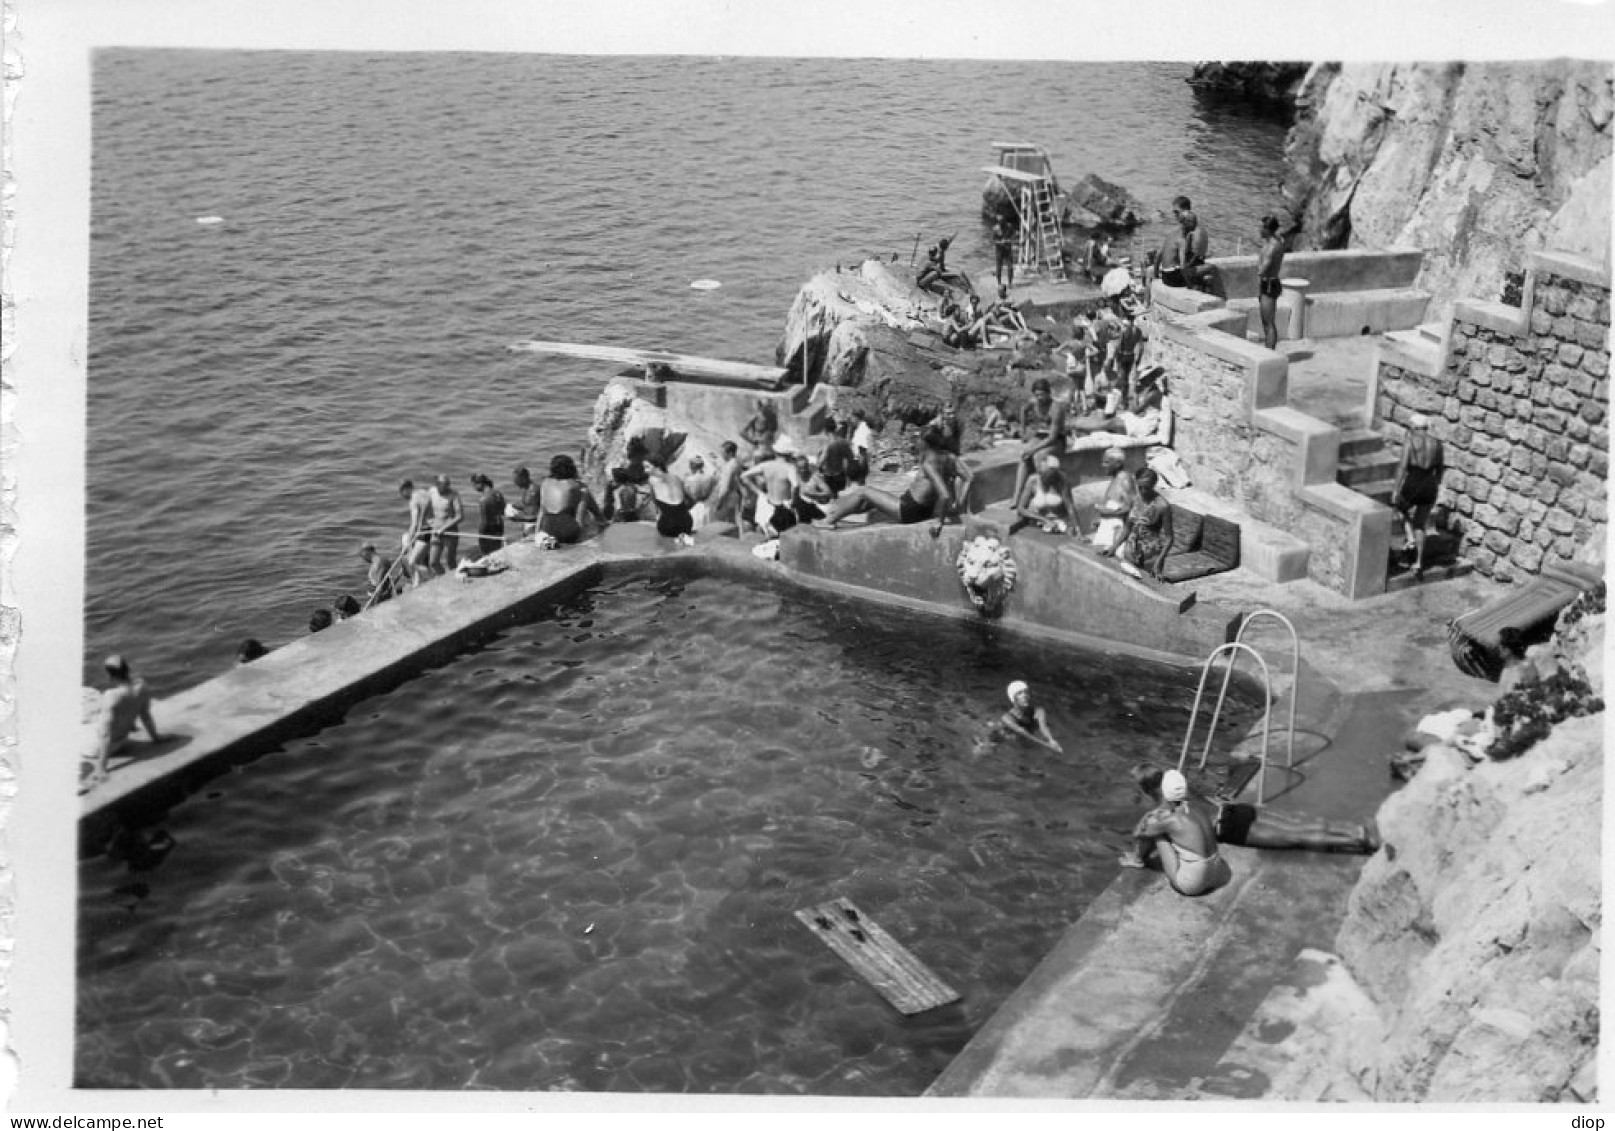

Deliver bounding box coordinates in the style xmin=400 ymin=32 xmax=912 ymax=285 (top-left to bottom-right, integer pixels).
xmin=398 ymin=478 xmax=434 ymax=588
xmin=427 ymin=475 xmax=463 ymax=575
xmin=1256 ymin=213 xmax=1286 ymax=351
xmin=741 ymin=433 xmax=803 ymax=536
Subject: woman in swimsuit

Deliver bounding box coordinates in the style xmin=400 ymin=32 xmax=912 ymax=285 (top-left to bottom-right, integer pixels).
xmin=1000 ymin=679 xmax=1062 ymax=752
xmin=538 ymin=453 xmax=602 ymax=545
xmin=1013 ymin=454 xmax=1077 ymax=535
xmin=1120 ymin=769 xmax=1231 ymax=897
xmin=818 ymin=427 xmax=955 ymax=533
xmin=1104 ymin=467 xmax=1173 ymax=580
xmin=1392 ymin=412 xmax=1445 ymax=580
xmin=646 ymin=457 xmax=695 ymax=540
xmin=1012 ymin=377 xmax=1069 ymax=511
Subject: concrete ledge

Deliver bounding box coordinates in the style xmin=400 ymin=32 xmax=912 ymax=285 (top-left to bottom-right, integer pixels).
xmin=1304 ymin=287 xmax=1431 ymax=338
xmin=1528 ymin=248 xmax=1613 ymax=289
xmin=1150 ymin=282 xmax=1225 ymax=316
xmin=1165 ymin=486 xmax=1310 ymax=584
xmin=1253 ymin=406 xmax=1342 ymax=488
xmin=1376 ymin=330 xmax=1443 ymax=377
xmin=1155 ymin=314 xmax=1288 ymax=413
xmin=1208 ymin=248 xmax=1425 ymax=301
xmin=1452 ymin=297 xmax=1529 ymax=338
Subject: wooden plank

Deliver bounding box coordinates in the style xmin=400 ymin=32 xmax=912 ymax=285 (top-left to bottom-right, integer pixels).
xmin=795 ymin=897 xmax=960 ymax=1015
xmin=507 ymin=340 xmax=790 ymax=388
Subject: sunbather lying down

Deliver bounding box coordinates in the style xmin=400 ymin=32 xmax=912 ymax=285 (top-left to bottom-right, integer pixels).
xmin=1122 ymin=763 xmax=1377 ymax=877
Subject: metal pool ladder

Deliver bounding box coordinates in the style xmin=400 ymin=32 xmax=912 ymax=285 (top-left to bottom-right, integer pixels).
xmin=1176 ymin=610 xmax=1300 ymax=806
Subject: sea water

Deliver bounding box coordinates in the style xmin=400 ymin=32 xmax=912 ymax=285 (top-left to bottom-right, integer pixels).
xmin=86 ymin=51 xmax=1291 ymax=691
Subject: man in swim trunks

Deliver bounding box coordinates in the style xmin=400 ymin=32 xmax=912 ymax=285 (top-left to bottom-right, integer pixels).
xmin=426 ymin=475 xmax=462 ymax=576
xmin=1120 ymin=768 xmax=1231 ymax=897
xmin=397 ymin=477 xmax=434 ymax=588
xmin=1012 ymin=377 xmax=1069 ymax=517
xmin=740 ymin=399 xmax=779 ymax=462
xmin=80 ymin=653 xmax=164 ymax=791
xmin=359 ymin=542 xmax=397 ymax=604
xmin=1391 ymin=412 xmax=1445 ymax=581
xmin=992 ymin=217 xmax=1016 ymax=288
xmin=508 ymin=466 xmax=542 ymax=539
xmin=818 ymin=420 xmax=858 ymax=496
xmin=682 ymin=454 xmax=716 ymax=527
xmin=817 ymin=427 xmax=956 ymax=534
xmin=1178 ymin=204 xmax=1212 ymax=292
xmin=1001 ymin=679 xmax=1062 ymax=752
xmin=741 ymin=433 xmax=803 ymax=537
xmin=1256 ymin=213 xmax=1287 ymax=351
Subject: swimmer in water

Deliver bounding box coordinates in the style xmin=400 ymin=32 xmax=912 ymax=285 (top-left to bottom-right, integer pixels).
xmin=1001 ymin=679 xmax=1062 ymax=752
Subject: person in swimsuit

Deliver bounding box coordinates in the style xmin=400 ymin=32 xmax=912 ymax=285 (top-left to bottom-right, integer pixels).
xmin=1000 ymin=680 xmax=1062 ymax=752
xmin=709 ymin=441 xmax=745 ymax=528
xmin=425 ymin=475 xmax=462 ymax=576
xmin=992 ymin=217 xmax=1016 ymax=288
xmin=1256 ymin=213 xmax=1287 ymax=351
xmin=682 ymin=454 xmax=716 ymax=526
xmin=538 ymin=453 xmax=602 ymax=544
xmin=1112 ymin=303 xmax=1144 ymax=402
xmin=80 ymin=654 xmax=164 ymax=791
xmin=397 ymin=478 xmax=434 ymax=588
xmin=1120 ymin=768 xmax=1231 ymax=897
xmin=1126 ymin=764 xmax=1376 ymax=856
xmin=740 ymin=400 xmax=779 ymax=462
xmin=741 ymin=434 xmax=803 ymax=536
xmin=646 ymin=457 xmax=696 ymax=541
xmin=791 ymin=454 xmax=835 ymax=524
xmin=508 ymin=466 xmax=542 ymax=539
xmin=470 ymin=473 xmax=506 ymax=556
xmin=1090 ymin=448 xmax=1139 ymax=550
xmin=818 ymin=420 xmax=857 ymax=496
xmin=1012 ymin=377 xmax=1070 ymax=519
xmin=818 ymin=427 xmax=955 ymax=533
xmin=359 ymin=541 xmax=396 ymax=604
xmin=1013 ymin=454 xmax=1078 ymax=535
xmin=1102 ymin=466 xmax=1173 ymax=579
xmin=1392 ymin=413 xmax=1445 ymax=581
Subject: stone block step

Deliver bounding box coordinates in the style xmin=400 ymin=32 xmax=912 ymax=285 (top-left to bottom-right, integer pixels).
xmin=1353 ymin=478 xmax=1396 ymax=504
xmin=1385 ymin=558 xmax=1473 ymax=592
xmin=1335 ymin=452 xmax=1400 ymax=487
xmin=1377 ymin=328 xmax=1442 ymax=375
xmin=1417 ymin=319 xmax=1445 ymax=343
xmin=1305 ymin=287 xmax=1431 ymax=338
xmin=1337 ymin=428 xmax=1387 ymax=460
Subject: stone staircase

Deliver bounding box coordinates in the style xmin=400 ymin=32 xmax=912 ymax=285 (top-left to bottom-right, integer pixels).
xmin=1335 ymin=428 xmax=1399 ymax=504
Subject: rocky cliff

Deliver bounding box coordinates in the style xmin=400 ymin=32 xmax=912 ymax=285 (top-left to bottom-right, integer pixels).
xmin=1187 ymin=62 xmax=1308 ymax=106
xmin=1283 ymin=61 xmax=1613 ymax=309
xmin=1331 ymin=593 xmax=1605 ymax=1102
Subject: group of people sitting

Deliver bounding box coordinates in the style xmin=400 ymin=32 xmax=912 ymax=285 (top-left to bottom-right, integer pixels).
xmin=938 ymin=285 xmax=1034 ymax=351
xmin=1144 ymin=195 xmax=1214 ymax=293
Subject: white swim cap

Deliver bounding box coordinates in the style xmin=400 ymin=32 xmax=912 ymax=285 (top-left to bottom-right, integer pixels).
xmin=1161 ymin=769 xmax=1189 ymax=802
xmin=1006 ymin=680 xmax=1029 ymax=703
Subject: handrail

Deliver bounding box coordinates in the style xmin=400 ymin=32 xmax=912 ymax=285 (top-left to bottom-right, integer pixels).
xmin=1230 ymin=610 xmax=1299 ymax=770
xmin=1178 ymin=642 xmax=1273 ymax=805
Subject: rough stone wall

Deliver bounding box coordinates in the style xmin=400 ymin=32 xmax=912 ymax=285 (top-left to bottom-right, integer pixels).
xmin=1375 ymin=268 xmax=1610 ymax=583
xmin=1284 ymin=61 xmax=1613 ymax=311
xmin=1150 ymin=325 xmax=1352 ymax=592
xmin=1333 ymin=614 xmax=1604 ymax=1102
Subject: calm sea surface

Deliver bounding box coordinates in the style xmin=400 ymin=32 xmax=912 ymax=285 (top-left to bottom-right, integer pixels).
xmin=87 ymin=51 xmax=1290 ymax=690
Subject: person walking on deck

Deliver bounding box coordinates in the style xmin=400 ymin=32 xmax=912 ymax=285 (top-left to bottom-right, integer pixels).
xmin=1392 ymin=413 xmax=1445 ymax=581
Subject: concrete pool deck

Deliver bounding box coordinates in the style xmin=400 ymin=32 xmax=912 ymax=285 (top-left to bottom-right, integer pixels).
xmin=79 ymin=511 xmax=1504 ymax=1099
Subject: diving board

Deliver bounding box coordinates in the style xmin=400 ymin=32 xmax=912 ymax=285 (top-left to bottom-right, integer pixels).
xmin=982 ymin=164 xmax=1057 ymax=183
xmin=795 ymin=897 xmax=961 ymax=1015
xmin=507 ymin=340 xmax=790 ymax=389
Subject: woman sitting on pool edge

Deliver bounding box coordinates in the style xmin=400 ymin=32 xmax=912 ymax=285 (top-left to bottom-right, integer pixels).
xmin=1125 ymin=762 xmax=1377 ymax=857
xmin=1000 ymin=680 xmax=1062 ymax=752
xmin=816 ymin=426 xmax=960 ymax=536
xmin=1121 ymin=768 xmax=1231 ymax=897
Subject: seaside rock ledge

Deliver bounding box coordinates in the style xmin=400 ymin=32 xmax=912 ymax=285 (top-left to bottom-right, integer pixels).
xmin=1327 ymin=606 xmax=1604 ymax=1102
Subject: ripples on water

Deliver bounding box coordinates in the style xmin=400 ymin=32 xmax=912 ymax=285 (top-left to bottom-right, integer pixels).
xmin=87 ymin=50 xmax=1290 ymax=690
xmin=77 ymin=573 xmax=1258 ymax=1093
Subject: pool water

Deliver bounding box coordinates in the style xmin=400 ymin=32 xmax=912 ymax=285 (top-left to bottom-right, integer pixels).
xmin=76 ymin=571 xmax=1258 ymax=1094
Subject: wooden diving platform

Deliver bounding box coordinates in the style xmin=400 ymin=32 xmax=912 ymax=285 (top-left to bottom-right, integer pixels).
xmin=982 ymin=164 xmax=1056 ymax=183
xmin=796 ymin=896 xmax=961 ymax=1015
xmin=507 ymin=340 xmax=791 ymax=390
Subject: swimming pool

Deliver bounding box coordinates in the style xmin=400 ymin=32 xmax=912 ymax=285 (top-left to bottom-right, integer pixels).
xmin=76 ymin=569 xmax=1258 ymax=1094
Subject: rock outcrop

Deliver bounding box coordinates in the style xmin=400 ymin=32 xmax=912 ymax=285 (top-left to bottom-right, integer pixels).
xmin=1331 ymin=598 xmax=1604 ymax=1102
xmin=1283 ymin=61 xmax=1613 ymax=309
xmin=1187 ymin=61 xmax=1308 ymax=106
